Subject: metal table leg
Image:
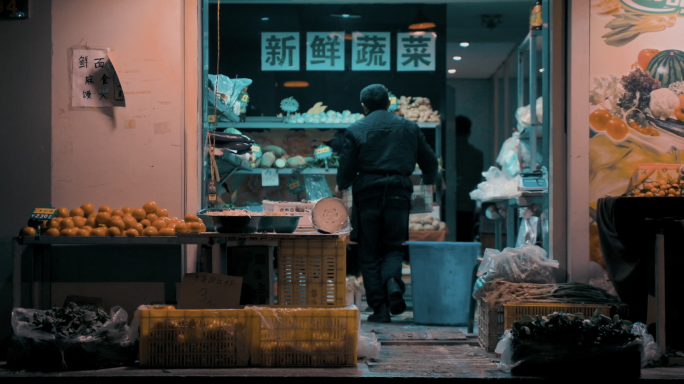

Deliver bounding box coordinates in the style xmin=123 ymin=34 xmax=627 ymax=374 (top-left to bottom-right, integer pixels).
xmin=656 ymin=232 xmax=666 ymax=355
xmin=494 ymin=217 xmax=502 ymax=251
xmin=13 ymin=237 xmax=22 ymax=308
xmin=507 ymin=202 xmax=516 ymax=248
xmin=211 ymin=241 xmax=221 ymax=274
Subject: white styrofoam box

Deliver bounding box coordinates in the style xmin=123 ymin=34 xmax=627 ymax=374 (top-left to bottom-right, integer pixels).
xmin=262 ymin=200 xmax=314 ymax=228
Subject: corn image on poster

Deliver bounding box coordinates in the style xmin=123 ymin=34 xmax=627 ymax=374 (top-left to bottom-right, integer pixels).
xmin=589 ymin=0 xmax=684 ymax=268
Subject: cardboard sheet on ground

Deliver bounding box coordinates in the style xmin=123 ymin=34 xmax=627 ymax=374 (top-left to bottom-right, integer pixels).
xmin=177 ymin=273 xmax=242 ymax=309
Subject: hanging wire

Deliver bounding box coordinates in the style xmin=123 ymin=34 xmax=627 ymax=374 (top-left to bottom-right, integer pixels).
xmin=207 ymin=0 xmax=221 ymax=184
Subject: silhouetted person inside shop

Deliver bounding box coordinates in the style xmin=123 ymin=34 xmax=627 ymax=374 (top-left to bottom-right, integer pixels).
xmin=455 ymin=115 xmax=484 ymax=242
xmin=337 ymin=84 xmax=438 ymax=323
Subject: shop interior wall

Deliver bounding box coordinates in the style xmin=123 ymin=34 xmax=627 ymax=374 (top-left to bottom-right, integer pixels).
xmin=49 ymin=0 xmax=195 ymax=318
xmin=448 ymin=79 xmax=494 ymax=169
xmin=0 ymin=0 xmax=53 ymax=355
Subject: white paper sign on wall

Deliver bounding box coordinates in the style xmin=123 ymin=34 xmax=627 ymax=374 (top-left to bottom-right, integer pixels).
xmin=352 ymin=32 xmax=390 ymax=71
xmin=306 ymin=32 xmax=345 ymax=71
xmin=262 ymin=32 xmax=300 ymax=71
xmin=397 ymin=32 xmax=436 ymax=72
xmin=72 ymin=49 xmax=126 ymax=107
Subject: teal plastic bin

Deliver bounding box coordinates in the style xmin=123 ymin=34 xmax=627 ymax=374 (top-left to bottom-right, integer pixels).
xmin=407 ymin=241 xmax=481 ymax=326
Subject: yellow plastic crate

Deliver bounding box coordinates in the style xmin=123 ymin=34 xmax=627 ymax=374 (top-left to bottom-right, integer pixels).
xmin=139 ymin=307 xmax=250 ymax=367
xmin=278 ymin=238 xmax=346 ymax=306
xmin=503 ymin=302 xmax=611 ymax=329
xmin=247 ymin=306 xmax=359 ymax=367
xmin=477 ymin=298 xmax=504 ymax=353
xmin=477 ymin=300 xmax=612 ymax=352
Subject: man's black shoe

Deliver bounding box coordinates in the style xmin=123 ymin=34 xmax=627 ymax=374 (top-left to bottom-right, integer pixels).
xmin=387 ymin=277 xmax=406 ymax=315
xmin=367 ymin=302 xmax=391 ymax=323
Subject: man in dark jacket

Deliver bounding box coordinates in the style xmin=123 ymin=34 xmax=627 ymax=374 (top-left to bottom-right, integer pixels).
xmin=337 ymin=84 xmax=438 ymax=322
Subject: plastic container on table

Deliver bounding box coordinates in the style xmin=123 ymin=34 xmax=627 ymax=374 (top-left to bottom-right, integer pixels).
xmin=406 ymin=241 xmax=481 ymax=326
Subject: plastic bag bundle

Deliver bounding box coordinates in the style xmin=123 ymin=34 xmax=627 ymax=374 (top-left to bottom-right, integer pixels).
xmin=472 ymin=244 xmax=558 ymax=300
xmin=514 ymin=96 xmax=544 ymax=134
xmin=8 ymin=305 xmax=135 ymax=371
xmin=304 ymin=174 xmax=333 ymax=201
xmin=469 ymin=166 xmax=522 ymax=202
xmin=516 ymin=208 xmax=539 ymax=247
xmin=206 ymin=74 xmax=253 ymax=121
xmin=496 ymin=132 xmax=525 ymax=176
xmin=632 ymin=322 xmax=661 ymax=367
xmin=357 ymin=330 xmax=381 ymax=359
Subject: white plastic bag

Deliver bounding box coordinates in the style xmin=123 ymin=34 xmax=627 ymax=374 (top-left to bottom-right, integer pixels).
xmin=516 ymin=208 xmax=538 ymax=247
xmin=469 ymin=166 xmax=522 ymax=202
xmin=632 ymin=322 xmax=661 ymax=367
xmin=357 ymin=330 xmax=381 ymax=359
xmin=515 ymin=97 xmax=543 ymax=134
xmin=588 ymin=267 xmax=618 ymax=297
xmin=496 ymin=132 xmax=525 ymax=176
xmin=495 ymin=330 xmax=519 ymax=373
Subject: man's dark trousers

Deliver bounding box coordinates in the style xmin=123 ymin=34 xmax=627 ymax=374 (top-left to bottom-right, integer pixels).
xmin=356 ymin=196 xmax=409 ymax=310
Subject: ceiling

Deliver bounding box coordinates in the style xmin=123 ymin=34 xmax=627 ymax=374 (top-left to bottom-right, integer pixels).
xmin=217 ymin=0 xmax=536 ymax=79
xmin=446 ymin=1 xmax=532 ymax=79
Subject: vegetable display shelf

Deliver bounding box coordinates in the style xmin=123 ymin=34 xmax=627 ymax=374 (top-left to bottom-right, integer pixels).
xmin=234 ymin=168 xmax=425 ymax=175
xmin=215 ymin=121 xmax=440 ymax=130
xmin=13 ymin=232 xmax=347 ymax=312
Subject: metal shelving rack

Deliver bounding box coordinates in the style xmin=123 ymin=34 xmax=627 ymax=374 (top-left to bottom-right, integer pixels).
xmin=200 ymin=0 xmax=443 ymax=210
xmin=492 ymin=25 xmax=550 ymax=253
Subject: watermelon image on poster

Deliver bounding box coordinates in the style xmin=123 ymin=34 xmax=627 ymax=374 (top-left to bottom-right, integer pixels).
xmin=647 ymin=50 xmax=684 ymax=88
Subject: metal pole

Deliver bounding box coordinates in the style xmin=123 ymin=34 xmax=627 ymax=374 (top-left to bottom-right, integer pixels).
xmin=655 ymin=231 xmax=667 ymax=355
xmin=13 ymin=238 xmax=21 ymax=308
xmin=529 ymin=32 xmax=538 ymax=171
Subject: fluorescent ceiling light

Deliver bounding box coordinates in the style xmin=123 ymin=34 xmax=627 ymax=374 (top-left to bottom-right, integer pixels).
xmin=460 ymin=42 xmax=469 ymax=47
xmin=448 ymin=69 xmax=457 ymax=74
xmin=261 ymin=17 xmax=269 ymax=21
xmin=452 ymin=56 xmax=462 ymax=61
xmin=331 ymin=5 xmax=361 ymax=18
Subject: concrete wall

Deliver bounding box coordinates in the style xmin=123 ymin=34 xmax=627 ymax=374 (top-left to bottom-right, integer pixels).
xmin=0 ymin=0 xmax=53 ymax=352
xmin=51 ymin=0 xmax=187 ymax=214
xmin=48 ymin=0 xmax=200 ymax=313
xmin=0 ymin=0 xmax=200 ymax=350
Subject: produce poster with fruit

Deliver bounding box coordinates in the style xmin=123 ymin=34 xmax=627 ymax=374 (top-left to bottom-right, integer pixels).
xmin=589 ymin=0 xmax=684 ymax=267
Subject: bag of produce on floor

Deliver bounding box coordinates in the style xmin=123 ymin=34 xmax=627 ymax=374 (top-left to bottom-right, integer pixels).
xmin=472 ymin=244 xmax=558 ymax=300
xmin=7 ymin=303 xmax=136 ymax=371
xmin=495 ymin=310 xmax=648 ymax=377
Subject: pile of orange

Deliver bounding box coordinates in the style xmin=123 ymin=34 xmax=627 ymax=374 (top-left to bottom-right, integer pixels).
xmin=21 ymin=201 xmax=206 ymax=237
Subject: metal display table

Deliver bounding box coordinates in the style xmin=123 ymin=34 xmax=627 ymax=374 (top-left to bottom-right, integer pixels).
xmin=13 ymin=231 xmax=346 ymax=310
xmin=483 ymin=192 xmax=545 ymax=250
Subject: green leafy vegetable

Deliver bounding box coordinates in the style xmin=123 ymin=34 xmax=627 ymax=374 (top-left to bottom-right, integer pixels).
xmin=29 ymin=302 xmax=110 ymax=337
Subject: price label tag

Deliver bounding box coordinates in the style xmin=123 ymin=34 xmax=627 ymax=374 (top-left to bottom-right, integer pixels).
xmin=29 ymin=207 xmax=57 ymax=221
xmin=262 ymin=168 xmax=279 ymax=187
xmin=314 ymin=144 xmax=333 ymax=160
xmin=390 ymin=96 xmax=397 ymax=104
xmin=177 ymin=273 xmax=243 ymax=309
xmin=287 ymin=179 xmax=306 ymax=194
xmin=208 ymin=115 xmax=216 ymax=123
xmin=252 ymin=144 xmax=262 ymax=159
